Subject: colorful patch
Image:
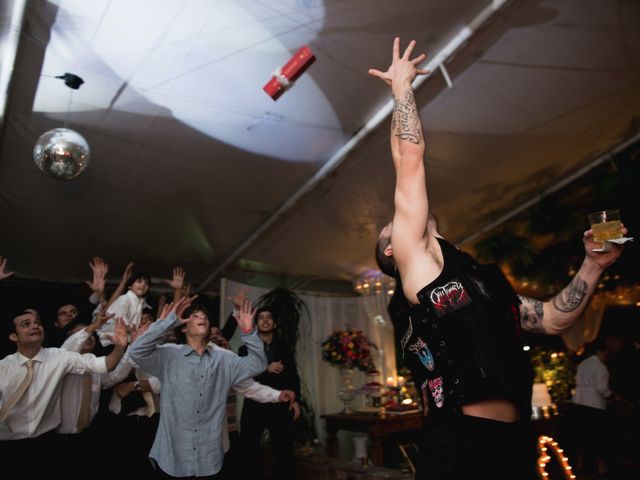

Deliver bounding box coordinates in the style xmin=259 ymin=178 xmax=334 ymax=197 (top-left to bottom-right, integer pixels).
xmin=420 ymin=380 xmax=430 ymax=416
xmin=400 ymin=316 xmax=413 ymax=358
xmin=428 ymin=279 xmax=472 ymax=317
xmin=428 ymin=376 xmax=444 ymax=408
xmin=408 ymin=337 xmax=435 ymax=371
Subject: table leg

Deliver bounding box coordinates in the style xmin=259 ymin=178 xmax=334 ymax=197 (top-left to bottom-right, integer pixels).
xmin=369 ymin=437 xmax=383 ymax=467
xmin=326 ymin=425 xmax=338 ymax=458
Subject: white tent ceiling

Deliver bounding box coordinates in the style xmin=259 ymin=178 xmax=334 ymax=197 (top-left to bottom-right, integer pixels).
xmin=0 ymin=0 xmax=638 ymax=293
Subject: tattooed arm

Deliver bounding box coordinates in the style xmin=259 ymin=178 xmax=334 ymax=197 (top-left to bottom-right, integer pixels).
xmin=368 ymin=38 xmax=430 ymax=268
xmin=518 ymin=227 xmax=627 ymax=334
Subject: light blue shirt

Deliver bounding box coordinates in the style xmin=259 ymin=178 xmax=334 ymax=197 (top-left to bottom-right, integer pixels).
xmin=129 ymin=312 xmax=267 ymax=477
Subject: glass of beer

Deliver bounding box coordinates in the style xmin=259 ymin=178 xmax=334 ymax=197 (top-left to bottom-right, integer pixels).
xmin=588 ymin=209 xmax=623 ymax=242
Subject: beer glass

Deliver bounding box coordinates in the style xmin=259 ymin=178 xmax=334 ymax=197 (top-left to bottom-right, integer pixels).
xmin=587 ymin=209 xmax=623 ymax=242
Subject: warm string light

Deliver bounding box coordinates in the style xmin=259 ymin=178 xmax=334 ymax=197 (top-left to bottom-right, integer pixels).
xmin=537 ymin=435 xmax=575 ymax=479
xmin=354 ymin=270 xmax=396 ymax=297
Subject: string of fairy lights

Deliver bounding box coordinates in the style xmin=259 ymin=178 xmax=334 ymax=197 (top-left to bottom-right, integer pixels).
xmin=537 ymin=435 xmax=576 ymax=479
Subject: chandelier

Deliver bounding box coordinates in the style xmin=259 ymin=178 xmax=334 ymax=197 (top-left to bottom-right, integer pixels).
xmin=353 ymin=270 xmax=396 ymax=296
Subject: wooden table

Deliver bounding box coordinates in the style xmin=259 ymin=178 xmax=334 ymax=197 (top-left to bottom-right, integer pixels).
xmin=322 ymin=411 xmax=424 ymax=467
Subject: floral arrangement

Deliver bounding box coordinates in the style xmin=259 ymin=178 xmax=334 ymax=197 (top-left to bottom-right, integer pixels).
xmin=321 ymin=328 xmax=376 ymax=372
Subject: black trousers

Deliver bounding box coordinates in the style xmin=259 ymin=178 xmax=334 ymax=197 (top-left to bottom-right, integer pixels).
xmin=415 ymin=415 xmax=538 ymax=480
xmin=240 ymin=401 xmax=296 ymax=480
xmin=1 ymin=430 xmax=60 ymax=476
xmin=571 ymin=404 xmax=610 ymax=465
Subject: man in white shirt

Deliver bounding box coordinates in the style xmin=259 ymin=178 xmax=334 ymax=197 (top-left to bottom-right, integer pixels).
xmin=0 ymin=308 xmax=127 ymax=474
xmin=573 ymin=339 xmax=612 ymax=476
xmin=209 ymin=326 xmax=298 ymax=480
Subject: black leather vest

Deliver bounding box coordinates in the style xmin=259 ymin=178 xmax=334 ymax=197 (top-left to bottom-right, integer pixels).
xmin=395 ymin=238 xmax=533 ymax=422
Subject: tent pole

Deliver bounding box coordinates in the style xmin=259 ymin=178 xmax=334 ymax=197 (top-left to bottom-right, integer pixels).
xmin=197 ymin=0 xmax=512 ymax=292
xmin=458 ymin=131 xmax=640 ymax=246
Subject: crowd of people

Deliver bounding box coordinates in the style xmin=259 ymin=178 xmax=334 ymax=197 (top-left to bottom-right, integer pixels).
xmin=0 ymin=257 xmax=300 ymax=479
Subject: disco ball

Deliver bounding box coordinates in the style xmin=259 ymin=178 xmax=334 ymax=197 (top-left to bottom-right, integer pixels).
xmin=33 ymin=128 xmax=90 ymax=180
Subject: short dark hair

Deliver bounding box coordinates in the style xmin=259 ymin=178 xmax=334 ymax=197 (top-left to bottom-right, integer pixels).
xmin=375 ymin=232 xmax=395 ymax=277
xmin=7 ymin=309 xmax=39 ymax=335
xmin=181 ymin=304 xmax=209 ymax=320
xmin=174 ymin=304 xmax=209 ymax=344
xmin=126 ymin=271 xmax=151 ymax=290
xmin=253 ymin=307 xmax=276 ymax=324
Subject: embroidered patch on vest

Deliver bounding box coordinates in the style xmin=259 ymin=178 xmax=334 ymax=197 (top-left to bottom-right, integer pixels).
xmin=428 ymin=376 xmax=444 ymax=408
xmin=400 ymin=316 xmax=413 ymax=358
xmin=408 ymin=337 xmax=435 ymax=371
xmin=428 ymin=279 xmax=472 ymax=317
xmin=420 ymin=380 xmax=429 ymax=416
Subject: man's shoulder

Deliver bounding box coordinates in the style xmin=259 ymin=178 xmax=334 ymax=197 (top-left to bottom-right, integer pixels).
xmin=0 ymin=352 xmax=18 ymax=366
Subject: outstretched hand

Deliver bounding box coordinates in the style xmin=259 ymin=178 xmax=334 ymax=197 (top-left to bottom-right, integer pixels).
xmin=86 ymin=256 xmax=108 ymax=293
xmin=86 ymin=302 xmax=115 ymax=334
xmin=583 ymin=226 xmax=628 ymax=270
xmin=121 ymin=261 xmax=135 ymax=283
xmin=368 ymin=37 xmax=429 ymax=87
xmin=105 ymin=318 xmax=128 ymax=347
xmin=236 ymin=298 xmax=256 ymax=333
xmin=164 ymin=267 xmax=185 ymax=290
xmin=158 ymin=295 xmax=199 ymax=324
xmin=0 ymin=256 xmax=14 ymax=281
xmin=226 ymin=285 xmax=249 ymax=310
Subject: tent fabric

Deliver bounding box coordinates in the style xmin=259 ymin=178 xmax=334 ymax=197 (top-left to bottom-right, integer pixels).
xmin=0 ymin=0 xmax=639 ymax=292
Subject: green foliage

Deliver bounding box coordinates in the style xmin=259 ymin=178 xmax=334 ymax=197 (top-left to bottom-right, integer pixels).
xmin=529 ymin=347 xmax=578 ymax=403
xmin=474 ymin=230 xmax=535 ymax=270
xmin=256 ymin=287 xmax=308 ymax=358
xmin=255 ymin=288 xmax=317 ymax=445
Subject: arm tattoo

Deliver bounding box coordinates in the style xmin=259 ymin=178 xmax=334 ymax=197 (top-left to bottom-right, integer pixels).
xmin=551 ymin=275 xmax=588 ymax=313
xmin=518 ymin=296 xmax=545 ymax=334
xmin=392 ymin=89 xmax=422 ymax=144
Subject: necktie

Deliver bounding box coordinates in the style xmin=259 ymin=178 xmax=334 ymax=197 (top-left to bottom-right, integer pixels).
xmin=75 ymin=373 xmax=93 ymax=431
xmin=0 ymin=359 xmax=34 ymax=421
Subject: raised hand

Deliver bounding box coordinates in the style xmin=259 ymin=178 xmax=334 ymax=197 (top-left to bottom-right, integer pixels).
xmin=176 ymin=294 xmax=198 ymax=320
xmin=368 ymin=37 xmax=429 ymax=87
xmin=226 ymin=285 xmax=249 ymax=309
xmin=86 ymin=302 xmax=115 ymax=334
xmin=106 ymin=318 xmax=128 ymax=347
xmin=0 ymin=256 xmax=14 ymax=281
xmin=583 ymin=226 xmax=628 ymax=270
xmin=236 ymin=298 xmax=256 ymax=333
xmin=164 ymin=267 xmax=185 ymax=290
xmin=86 ymin=256 xmax=108 ymax=293
xmin=122 ymin=261 xmax=134 ymax=283
xmin=159 ymin=295 xmax=198 ymax=325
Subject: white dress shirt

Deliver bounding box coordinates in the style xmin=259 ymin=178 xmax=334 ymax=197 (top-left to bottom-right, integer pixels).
xmin=212 ymin=344 xmax=281 ymax=452
xmin=0 ymin=348 xmax=107 ymax=440
xmin=97 ymin=290 xmax=150 ymax=346
xmin=574 ymin=354 xmax=611 ymax=410
xmin=58 ymin=329 xmax=136 ymax=434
